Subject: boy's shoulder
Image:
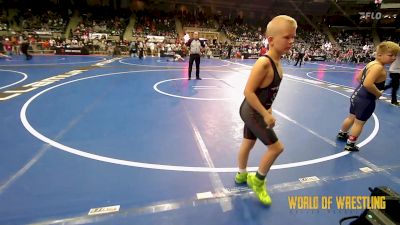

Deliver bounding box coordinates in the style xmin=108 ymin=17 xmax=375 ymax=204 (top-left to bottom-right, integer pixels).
xmin=256 ymin=55 xmax=272 ymax=67
xmin=366 ymin=62 xmax=385 ymax=74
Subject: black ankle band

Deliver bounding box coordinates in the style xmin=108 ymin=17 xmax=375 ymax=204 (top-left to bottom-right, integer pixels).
xmin=256 ymin=171 xmax=266 ymax=180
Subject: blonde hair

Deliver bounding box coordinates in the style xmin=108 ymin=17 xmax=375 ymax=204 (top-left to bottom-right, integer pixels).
xmin=376 ymin=41 xmax=400 ymax=55
xmin=266 ymin=15 xmax=297 ymax=37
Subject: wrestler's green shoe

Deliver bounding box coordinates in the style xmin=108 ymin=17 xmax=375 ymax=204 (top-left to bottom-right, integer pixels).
xmin=234 ymin=172 xmax=248 ymax=184
xmin=247 ymin=173 xmax=272 ymax=205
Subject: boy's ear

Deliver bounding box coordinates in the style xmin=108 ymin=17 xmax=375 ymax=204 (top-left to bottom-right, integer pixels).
xmin=267 ymin=36 xmax=273 ymax=44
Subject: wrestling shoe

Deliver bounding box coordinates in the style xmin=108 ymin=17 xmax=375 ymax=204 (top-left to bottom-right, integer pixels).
xmin=247 ymin=173 xmax=272 ymax=205
xmin=234 ymin=172 xmax=248 ymax=184
xmin=336 ymin=132 xmax=348 ymax=141
xmin=344 ymin=142 xmax=359 ymax=152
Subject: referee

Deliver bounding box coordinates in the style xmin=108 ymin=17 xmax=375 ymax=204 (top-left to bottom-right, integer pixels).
xmin=186 ymin=32 xmax=205 ymax=80
xmin=21 ymin=39 xmax=32 ymax=60
xmin=384 ymin=51 xmax=400 ymax=105
xmin=294 ymin=46 xmax=305 ymax=67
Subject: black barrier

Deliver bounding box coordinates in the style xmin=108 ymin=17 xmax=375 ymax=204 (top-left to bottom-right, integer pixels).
xmin=55 ymin=47 xmax=89 ymax=55
xmin=243 ymin=53 xmax=259 ymax=59
xmin=310 ymin=55 xmax=327 ymax=61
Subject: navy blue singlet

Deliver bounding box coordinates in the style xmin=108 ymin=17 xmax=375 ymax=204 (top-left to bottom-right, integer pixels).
xmin=350 ymin=64 xmax=385 ymax=121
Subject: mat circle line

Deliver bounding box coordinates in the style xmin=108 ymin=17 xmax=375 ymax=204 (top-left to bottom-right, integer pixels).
xmin=20 ymin=69 xmax=379 ymax=172
xmin=0 ymin=69 xmax=28 ymax=90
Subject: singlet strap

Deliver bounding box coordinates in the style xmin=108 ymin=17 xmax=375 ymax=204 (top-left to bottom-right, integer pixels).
xmin=262 ymin=55 xmax=280 ymax=79
xmin=361 ymin=61 xmax=381 ymax=84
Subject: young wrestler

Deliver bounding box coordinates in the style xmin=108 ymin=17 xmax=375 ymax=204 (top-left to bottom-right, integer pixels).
xmin=235 ymin=15 xmax=297 ymax=205
xmin=0 ymin=52 xmax=12 ymax=60
xmin=337 ymin=41 xmax=399 ymax=151
xmin=166 ymin=53 xmax=184 ymax=62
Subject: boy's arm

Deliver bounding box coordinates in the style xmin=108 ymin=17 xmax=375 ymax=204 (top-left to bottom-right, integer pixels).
xmin=363 ymin=64 xmax=384 ymax=98
xmin=243 ymin=57 xmax=272 ymax=118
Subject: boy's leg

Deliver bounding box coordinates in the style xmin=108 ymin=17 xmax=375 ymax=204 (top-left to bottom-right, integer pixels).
xmin=235 ymin=138 xmax=256 ymax=184
xmin=344 ymin=119 xmax=366 ymax=151
xmin=337 ymin=114 xmax=355 ymax=140
xmin=348 ymin=119 xmax=365 ymax=139
xmin=247 ymin=140 xmax=284 ymax=205
xmin=258 ymin=141 xmax=284 ymax=175
xmin=237 ymin=138 xmax=256 ymax=170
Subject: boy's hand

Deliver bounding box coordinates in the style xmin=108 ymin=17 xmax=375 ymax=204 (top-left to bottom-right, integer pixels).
xmin=377 ymin=90 xmax=384 ymax=99
xmin=263 ymin=113 xmax=276 ymax=129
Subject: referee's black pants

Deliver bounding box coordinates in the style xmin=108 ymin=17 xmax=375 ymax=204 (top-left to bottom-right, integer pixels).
xmin=294 ymin=53 xmax=304 ymax=66
xmin=21 ymin=43 xmax=32 ymax=60
xmin=188 ymin=54 xmax=200 ymax=79
xmin=384 ymin=73 xmax=399 ymax=103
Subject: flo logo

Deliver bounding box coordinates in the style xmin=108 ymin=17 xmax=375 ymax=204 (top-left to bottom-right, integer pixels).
xmin=359 ymin=12 xmax=382 ymax=20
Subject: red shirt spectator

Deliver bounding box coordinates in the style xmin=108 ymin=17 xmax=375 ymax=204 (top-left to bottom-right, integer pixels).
xmin=4 ymin=41 xmax=12 ymax=52
xmin=260 ymin=46 xmax=267 ymax=56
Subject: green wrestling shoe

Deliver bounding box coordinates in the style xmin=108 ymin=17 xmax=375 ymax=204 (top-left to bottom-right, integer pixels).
xmin=247 ymin=173 xmax=272 ymax=205
xmin=235 ymin=172 xmax=248 ymax=184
